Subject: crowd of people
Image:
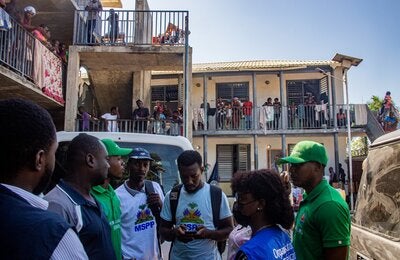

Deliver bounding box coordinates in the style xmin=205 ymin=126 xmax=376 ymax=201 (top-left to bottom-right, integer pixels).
xmin=1 ymin=98 xmax=352 ymax=260
xmin=1 ymin=2 xmax=68 ymax=63
xmin=214 ymin=97 xmax=254 ymax=130
xmin=77 ymin=100 xmax=184 ymax=135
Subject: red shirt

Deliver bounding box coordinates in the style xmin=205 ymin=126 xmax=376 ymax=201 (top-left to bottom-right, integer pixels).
xmin=242 ymin=101 xmax=253 ymax=116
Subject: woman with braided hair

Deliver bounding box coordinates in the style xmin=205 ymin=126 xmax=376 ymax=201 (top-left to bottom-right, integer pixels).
xmin=231 ymin=169 xmax=296 ymax=260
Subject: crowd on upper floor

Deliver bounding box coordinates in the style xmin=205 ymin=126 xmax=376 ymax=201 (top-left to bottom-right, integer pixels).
xmin=1 ymin=1 xmax=68 ymax=63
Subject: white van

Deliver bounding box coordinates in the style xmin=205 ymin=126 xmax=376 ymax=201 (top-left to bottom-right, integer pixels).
xmin=351 ymin=129 xmax=400 ymax=259
xmin=53 ymin=132 xmax=193 ymax=193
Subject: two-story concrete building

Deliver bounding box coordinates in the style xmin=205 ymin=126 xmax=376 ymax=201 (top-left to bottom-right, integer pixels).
xmin=1 ymin=0 xmax=384 ymax=197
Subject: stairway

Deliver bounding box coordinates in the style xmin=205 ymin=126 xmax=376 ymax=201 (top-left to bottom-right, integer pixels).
xmin=365 ymin=105 xmax=385 ymax=142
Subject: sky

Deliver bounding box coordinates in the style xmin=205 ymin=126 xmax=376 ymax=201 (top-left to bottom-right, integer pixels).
xmin=120 ymin=0 xmax=400 ymax=105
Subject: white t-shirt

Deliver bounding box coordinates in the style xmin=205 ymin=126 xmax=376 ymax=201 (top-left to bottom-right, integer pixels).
xmin=115 ymin=181 xmax=165 ymax=260
xmin=101 ymin=113 xmax=118 ymax=132
xmin=160 ymin=183 xmax=232 ymax=260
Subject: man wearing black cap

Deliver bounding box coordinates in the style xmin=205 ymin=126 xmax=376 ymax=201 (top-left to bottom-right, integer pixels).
xmin=116 ymin=147 xmax=164 ymax=259
xmin=91 ymin=139 xmax=132 ymax=260
xmin=278 ymin=141 xmax=350 ymax=260
xmin=132 ymin=99 xmax=150 ymax=133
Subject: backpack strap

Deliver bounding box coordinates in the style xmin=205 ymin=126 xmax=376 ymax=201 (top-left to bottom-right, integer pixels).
xmin=144 ymin=180 xmax=163 ymax=258
xmin=209 ymin=184 xmax=222 ymax=228
xmin=169 ymin=184 xmax=183 ymax=225
xmin=210 ymin=185 xmax=227 ymax=255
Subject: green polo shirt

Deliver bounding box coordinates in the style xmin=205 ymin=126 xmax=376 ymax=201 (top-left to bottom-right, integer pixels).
xmin=91 ymin=184 xmax=122 ymax=260
xmin=293 ymin=179 xmax=350 ymax=260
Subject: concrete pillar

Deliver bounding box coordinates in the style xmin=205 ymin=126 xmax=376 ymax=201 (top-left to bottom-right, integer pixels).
xmin=132 ymin=70 xmax=151 ymax=109
xmin=254 ymin=135 xmax=258 ymax=170
xmin=252 ymin=72 xmax=257 ymax=129
xmin=184 ymin=47 xmax=193 ymax=140
xmin=280 ymin=71 xmax=287 ymax=130
xmin=203 ymin=135 xmax=208 ymax=175
xmin=64 ymin=46 xmax=80 ymax=131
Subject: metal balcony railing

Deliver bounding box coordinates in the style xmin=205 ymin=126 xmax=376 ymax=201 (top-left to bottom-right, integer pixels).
xmin=75 ymin=118 xmax=183 ymax=136
xmin=193 ymin=104 xmax=368 ymax=133
xmin=0 ymin=12 xmax=35 ymax=79
xmin=73 ymin=10 xmax=188 ymax=46
xmin=0 ymin=10 xmax=65 ymax=103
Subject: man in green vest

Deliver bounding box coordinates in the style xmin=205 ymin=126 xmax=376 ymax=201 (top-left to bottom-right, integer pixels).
xmin=91 ymin=139 xmax=132 ymax=260
xmin=278 ymin=141 xmax=350 ymax=260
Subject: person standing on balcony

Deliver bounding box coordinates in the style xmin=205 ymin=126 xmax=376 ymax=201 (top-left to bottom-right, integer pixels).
xmin=288 ymin=102 xmax=297 ymax=129
xmin=85 ymin=0 xmax=102 ymax=44
xmin=216 ymin=98 xmax=226 ymax=130
xmin=336 ymin=108 xmax=346 ymax=128
xmin=232 ymin=97 xmax=242 ymax=129
xmin=4 ymin=0 xmax=19 ymax=21
xmin=225 ymin=103 xmax=232 ymax=129
xmin=102 ymin=106 xmax=120 ymax=132
xmin=262 ymin=97 xmax=274 ymax=129
xmin=132 ymin=99 xmax=150 ymax=133
xmin=242 ymin=98 xmax=253 ymax=130
xmin=19 ymin=6 xmax=45 ymax=34
xmin=328 ymin=167 xmax=338 ymax=186
xmin=338 ymin=163 xmax=346 ymax=185
xmin=78 ymin=106 xmax=91 ymax=131
xmin=305 ymin=93 xmax=316 ymax=128
xmin=107 ymin=9 xmax=119 ymax=43
xmin=273 ymin=98 xmax=281 ymax=130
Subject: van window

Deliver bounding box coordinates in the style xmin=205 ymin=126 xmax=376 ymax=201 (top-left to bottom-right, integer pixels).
xmin=49 ymin=141 xmax=184 ymax=194
xmin=353 ymin=142 xmax=400 ymax=239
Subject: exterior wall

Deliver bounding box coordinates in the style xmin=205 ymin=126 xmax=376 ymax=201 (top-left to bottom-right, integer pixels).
xmin=194 ymin=134 xmax=349 ymax=196
xmin=192 ymin=70 xmax=345 ymax=109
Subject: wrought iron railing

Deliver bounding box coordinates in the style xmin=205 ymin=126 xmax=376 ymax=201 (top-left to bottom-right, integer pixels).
xmin=75 ymin=118 xmax=183 ymax=136
xmin=73 ymin=10 xmax=188 ymax=46
xmin=0 ymin=10 xmax=65 ymax=103
xmin=0 ymin=12 xmax=35 ymax=79
xmin=193 ymin=104 xmax=368 ymax=132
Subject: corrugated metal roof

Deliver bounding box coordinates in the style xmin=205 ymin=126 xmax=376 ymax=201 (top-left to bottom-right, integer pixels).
xmin=152 ymin=59 xmax=338 ymax=75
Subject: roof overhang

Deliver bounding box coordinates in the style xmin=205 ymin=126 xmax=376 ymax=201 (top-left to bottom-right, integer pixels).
xmin=332 ymin=53 xmax=363 ymax=68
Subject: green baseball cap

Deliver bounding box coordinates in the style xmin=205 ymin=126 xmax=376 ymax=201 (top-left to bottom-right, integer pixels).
xmin=101 ymin=139 xmax=132 ymax=156
xmin=278 ymin=140 xmax=328 ymax=166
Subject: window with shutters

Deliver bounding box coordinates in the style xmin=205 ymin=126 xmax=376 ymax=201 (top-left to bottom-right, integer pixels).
xmin=151 ymin=85 xmax=179 ymax=113
xmin=286 ymin=79 xmax=328 ymax=105
xmin=217 ymin=144 xmax=250 ymax=181
xmin=216 ymin=82 xmax=249 ymax=105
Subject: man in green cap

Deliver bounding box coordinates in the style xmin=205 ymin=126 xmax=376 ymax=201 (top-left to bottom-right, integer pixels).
xmin=91 ymin=139 xmax=132 ymax=260
xmin=278 ymin=140 xmax=350 ymax=260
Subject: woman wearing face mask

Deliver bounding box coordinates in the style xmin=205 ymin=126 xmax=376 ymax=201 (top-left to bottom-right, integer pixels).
xmin=231 ymin=169 xmax=296 ymax=260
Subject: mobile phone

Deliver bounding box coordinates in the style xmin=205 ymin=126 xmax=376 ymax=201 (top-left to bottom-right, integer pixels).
xmin=185 ymin=230 xmax=197 ymax=235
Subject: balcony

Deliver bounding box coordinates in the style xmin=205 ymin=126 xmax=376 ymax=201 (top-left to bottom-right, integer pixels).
xmin=75 ymin=118 xmax=183 ymax=136
xmin=192 ymin=104 xmax=369 ymax=136
xmin=0 ymin=13 xmax=65 ymax=109
xmin=73 ymin=10 xmax=188 ymax=46
xmin=73 ymin=104 xmax=371 ymax=137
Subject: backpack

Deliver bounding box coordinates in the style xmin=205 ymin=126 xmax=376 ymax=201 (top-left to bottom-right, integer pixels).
xmin=169 ymin=184 xmax=227 ymax=255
